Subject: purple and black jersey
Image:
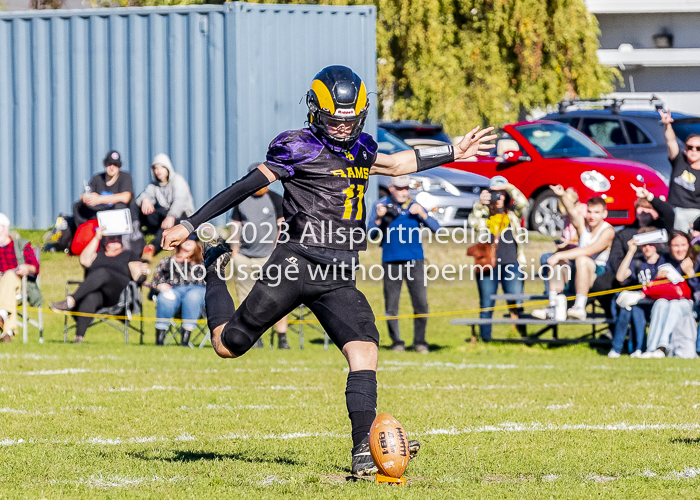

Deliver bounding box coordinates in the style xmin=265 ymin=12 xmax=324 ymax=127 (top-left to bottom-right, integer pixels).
xmin=264 ymin=128 xmax=378 ymax=252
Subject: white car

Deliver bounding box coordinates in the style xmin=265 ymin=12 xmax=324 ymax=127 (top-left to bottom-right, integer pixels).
xmin=375 ymin=129 xmax=489 ymax=227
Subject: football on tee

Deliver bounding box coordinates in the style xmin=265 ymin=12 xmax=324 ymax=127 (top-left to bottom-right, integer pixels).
xmin=369 ymin=413 xmax=410 ymax=478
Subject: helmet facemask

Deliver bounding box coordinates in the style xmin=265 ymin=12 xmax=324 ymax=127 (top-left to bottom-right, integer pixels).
xmin=308 ymin=96 xmax=368 ymax=150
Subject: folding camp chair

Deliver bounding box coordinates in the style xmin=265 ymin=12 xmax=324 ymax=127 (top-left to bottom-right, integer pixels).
xmin=17 ymin=248 xmax=44 ymax=344
xmin=151 ymin=290 xmax=210 ymax=348
xmin=282 ymin=305 xmax=330 ymax=350
xmin=62 ymin=280 xmax=144 ymax=344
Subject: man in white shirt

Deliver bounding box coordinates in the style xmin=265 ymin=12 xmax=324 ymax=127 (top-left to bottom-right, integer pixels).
xmin=533 ymin=185 xmax=615 ymax=320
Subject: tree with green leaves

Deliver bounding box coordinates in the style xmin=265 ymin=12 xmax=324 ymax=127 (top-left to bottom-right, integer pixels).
xmin=250 ymin=0 xmax=617 ymax=135
xmin=99 ymin=0 xmax=616 ymax=135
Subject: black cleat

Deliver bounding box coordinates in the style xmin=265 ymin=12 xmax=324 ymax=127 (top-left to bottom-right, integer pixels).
xmin=277 ymin=332 xmax=291 ymax=350
xmin=350 ymin=437 xmax=421 ymax=476
xmin=203 ymin=237 xmax=231 ymax=272
xmin=351 ymin=437 xmax=377 ymax=477
xmin=408 ymin=439 xmax=420 ymax=459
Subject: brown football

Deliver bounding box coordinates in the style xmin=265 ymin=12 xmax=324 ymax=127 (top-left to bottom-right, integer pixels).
xmin=369 ymin=413 xmax=410 ymax=478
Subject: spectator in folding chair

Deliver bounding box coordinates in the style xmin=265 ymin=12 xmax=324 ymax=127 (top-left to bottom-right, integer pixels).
xmin=137 ymin=153 xmax=195 ymax=257
xmin=149 ymin=233 xmax=206 ymax=346
xmin=0 ymin=213 xmax=40 ymax=343
xmin=50 ymin=227 xmax=149 ymax=343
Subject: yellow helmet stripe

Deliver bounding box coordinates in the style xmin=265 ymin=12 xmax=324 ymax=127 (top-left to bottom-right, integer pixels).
xmin=355 ymin=81 xmax=368 ymax=114
xmin=311 ymin=79 xmax=335 ymax=115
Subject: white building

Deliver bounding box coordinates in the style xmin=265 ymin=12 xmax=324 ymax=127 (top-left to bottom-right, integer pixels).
xmin=587 ymin=0 xmax=700 ymax=114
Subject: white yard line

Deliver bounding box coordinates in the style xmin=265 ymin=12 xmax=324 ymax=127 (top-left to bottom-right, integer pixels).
xmin=3 ymin=421 xmax=700 ymax=447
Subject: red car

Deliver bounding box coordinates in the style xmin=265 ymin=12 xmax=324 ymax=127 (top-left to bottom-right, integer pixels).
xmin=447 ymin=120 xmax=669 ymax=235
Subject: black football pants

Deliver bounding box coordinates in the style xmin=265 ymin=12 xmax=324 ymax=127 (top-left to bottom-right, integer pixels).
xmin=205 ymin=244 xmax=379 ymax=357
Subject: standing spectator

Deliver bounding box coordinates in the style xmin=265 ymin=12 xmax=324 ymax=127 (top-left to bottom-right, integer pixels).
xmin=50 ymin=228 xmax=148 ymax=343
xmin=137 ymin=153 xmax=195 ymax=256
xmin=150 ymin=234 xmax=205 ymax=346
xmin=608 ymin=228 xmax=665 ymax=358
xmin=641 ymin=231 xmax=700 ymax=358
xmin=658 ymin=109 xmax=700 ymax=232
xmin=533 ymin=186 xmax=615 ymax=320
xmin=467 ymin=177 xmax=529 ymax=341
xmin=0 ymin=213 xmax=40 ymax=343
xmin=73 ymin=150 xmax=135 ymax=226
xmin=230 ymin=164 xmax=288 ymax=349
xmin=368 ymin=175 xmax=441 ymax=353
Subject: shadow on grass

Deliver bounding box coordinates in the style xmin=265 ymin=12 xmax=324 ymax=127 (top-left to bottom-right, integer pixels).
xmin=127 ymin=449 xmax=303 ymax=466
xmin=670 ymin=437 xmax=700 ymax=445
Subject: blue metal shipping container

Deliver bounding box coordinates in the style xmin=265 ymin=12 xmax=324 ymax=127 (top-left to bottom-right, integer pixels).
xmin=0 ymin=2 xmax=377 ymax=229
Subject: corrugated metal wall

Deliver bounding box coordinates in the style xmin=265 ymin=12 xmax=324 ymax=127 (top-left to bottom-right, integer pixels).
xmin=0 ymin=2 xmax=377 ymax=229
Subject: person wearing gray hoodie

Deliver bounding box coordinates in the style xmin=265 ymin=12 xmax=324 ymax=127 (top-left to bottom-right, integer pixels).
xmin=137 ymin=153 xmax=195 ymax=254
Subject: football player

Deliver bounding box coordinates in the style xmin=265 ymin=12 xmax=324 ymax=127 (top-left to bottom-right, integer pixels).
xmin=162 ymin=65 xmax=495 ymax=476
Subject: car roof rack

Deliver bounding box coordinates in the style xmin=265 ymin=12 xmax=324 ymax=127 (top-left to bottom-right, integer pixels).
xmin=557 ymin=95 xmax=665 ymax=115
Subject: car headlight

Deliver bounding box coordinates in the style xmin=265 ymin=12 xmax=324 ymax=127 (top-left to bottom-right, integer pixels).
xmin=580 ymin=170 xmax=611 ymax=192
xmin=430 ymin=207 xmax=447 ymax=220
xmin=408 ymin=176 xmax=461 ymax=196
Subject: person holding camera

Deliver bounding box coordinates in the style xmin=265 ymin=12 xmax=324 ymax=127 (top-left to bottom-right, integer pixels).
xmin=468 ymin=177 xmax=529 ymax=340
xmin=367 ymin=175 xmax=441 ymax=353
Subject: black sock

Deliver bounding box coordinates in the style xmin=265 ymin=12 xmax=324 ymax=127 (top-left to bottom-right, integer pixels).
xmin=204 ymin=269 xmax=234 ymax=332
xmin=346 ymin=370 xmax=377 ymax=448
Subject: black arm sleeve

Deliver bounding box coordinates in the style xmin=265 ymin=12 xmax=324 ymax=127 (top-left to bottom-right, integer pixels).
xmin=181 ymin=168 xmax=270 ymax=233
xmin=650 ymin=196 xmax=675 ymax=235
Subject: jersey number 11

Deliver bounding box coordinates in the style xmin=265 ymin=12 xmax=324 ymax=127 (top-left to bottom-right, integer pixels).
xmin=342 ymin=184 xmax=365 ymax=220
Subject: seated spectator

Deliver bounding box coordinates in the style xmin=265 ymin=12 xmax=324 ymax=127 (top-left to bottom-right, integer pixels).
xmin=72 ymin=150 xmax=145 ymax=255
xmin=50 ymin=227 xmax=148 ymax=343
xmin=467 ymin=177 xmax=529 ymax=341
xmin=368 ymin=175 xmax=441 ymax=352
xmin=533 ymin=185 xmax=615 ymax=320
xmin=230 ymin=164 xmax=288 ymax=349
xmin=73 ymin=150 xmax=135 ymax=226
xmin=541 ymin=188 xmax=584 ymax=295
xmin=591 ymin=184 xmax=675 ymax=321
xmin=150 ymin=234 xmax=205 ymax=346
xmin=608 ymin=228 xmax=664 ymax=358
xmin=0 ymin=213 xmax=40 ymax=343
xmin=641 ymin=231 xmax=700 ymax=358
xmin=137 ymin=154 xmax=195 ymax=256
xmin=658 ymin=109 xmax=700 ymax=232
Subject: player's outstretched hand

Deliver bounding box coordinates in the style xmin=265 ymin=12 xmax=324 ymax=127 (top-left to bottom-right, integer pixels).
xmin=454 ymin=126 xmax=497 ymax=160
xmin=162 ymin=224 xmax=190 ymax=251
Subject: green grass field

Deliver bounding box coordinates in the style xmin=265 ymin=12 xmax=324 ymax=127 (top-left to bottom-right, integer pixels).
xmin=2 ymin=232 xmax=700 ymax=498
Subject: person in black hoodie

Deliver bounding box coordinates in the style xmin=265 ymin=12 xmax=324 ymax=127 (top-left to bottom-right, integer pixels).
xmin=590 ymin=184 xmax=675 ymax=323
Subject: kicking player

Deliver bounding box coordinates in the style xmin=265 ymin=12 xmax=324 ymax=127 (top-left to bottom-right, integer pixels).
xmin=162 ymin=66 xmax=495 ymax=476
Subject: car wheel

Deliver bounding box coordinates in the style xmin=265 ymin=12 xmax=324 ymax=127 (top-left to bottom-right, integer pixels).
xmin=530 ymin=189 xmax=565 ymax=237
